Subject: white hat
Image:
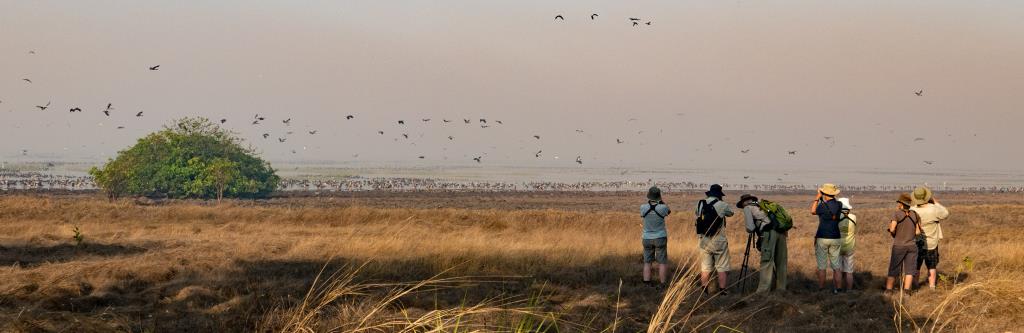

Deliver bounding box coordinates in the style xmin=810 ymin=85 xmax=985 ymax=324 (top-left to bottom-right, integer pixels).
xmin=837 ymin=197 xmax=852 ymax=210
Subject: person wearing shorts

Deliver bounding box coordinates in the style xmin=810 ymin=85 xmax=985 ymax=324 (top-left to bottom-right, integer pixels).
xmin=910 ymin=186 xmax=950 ymax=290
xmin=887 ymin=193 xmax=922 ymax=294
xmin=836 ymin=198 xmax=857 ymax=291
xmin=641 ymin=186 xmax=671 ymax=286
xmin=695 ymin=184 xmax=734 ymax=294
xmin=811 ymin=183 xmax=844 ymax=294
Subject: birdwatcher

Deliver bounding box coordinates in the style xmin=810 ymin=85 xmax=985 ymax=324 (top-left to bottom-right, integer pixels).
xmin=810 ymin=183 xmax=844 ymax=294
xmin=836 ymin=197 xmax=857 ymax=291
xmin=695 ymin=184 xmax=734 ymax=294
xmin=738 ymin=194 xmax=788 ymax=293
xmin=910 ymin=186 xmax=950 ymax=290
xmin=641 ymin=186 xmax=672 ymax=286
xmin=886 ymin=193 xmax=923 ymax=295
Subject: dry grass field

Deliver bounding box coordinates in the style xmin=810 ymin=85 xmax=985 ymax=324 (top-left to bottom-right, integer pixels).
xmin=1 ymin=191 xmax=1023 ymax=332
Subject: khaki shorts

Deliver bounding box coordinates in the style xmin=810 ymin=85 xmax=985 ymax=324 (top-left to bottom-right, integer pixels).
xmin=815 ymin=238 xmax=842 ymax=270
xmin=698 ymin=234 xmax=730 ymax=273
xmin=838 ymin=253 xmax=854 ymax=273
xmin=642 ymin=237 xmax=668 ymax=264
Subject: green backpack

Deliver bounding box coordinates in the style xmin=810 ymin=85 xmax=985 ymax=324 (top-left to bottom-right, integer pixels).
xmin=758 ymin=199 xmax=793 ymax=232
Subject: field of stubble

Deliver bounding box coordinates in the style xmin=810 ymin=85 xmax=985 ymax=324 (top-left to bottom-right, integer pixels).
xmin=1 ymin=191 xmax=1022 ymax=332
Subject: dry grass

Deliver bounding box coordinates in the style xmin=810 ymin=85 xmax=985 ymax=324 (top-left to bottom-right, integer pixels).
xmin=0 ymin=192 xmax=1022 ymax=332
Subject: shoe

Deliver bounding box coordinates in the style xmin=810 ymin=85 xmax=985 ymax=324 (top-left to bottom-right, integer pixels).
xmin=831 ymin=288 xmax=840 ymax=295
xmin=719 ymin=290 xmax=730 ymax=296
xmin=837 ymin=288 xmax=847 ymax=293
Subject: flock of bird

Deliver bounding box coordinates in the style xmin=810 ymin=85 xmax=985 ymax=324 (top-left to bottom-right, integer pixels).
xmin=8 ymin=15 xmax=942 ymax=168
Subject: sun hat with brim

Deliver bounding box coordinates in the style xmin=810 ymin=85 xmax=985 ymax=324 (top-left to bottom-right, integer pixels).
xmin=897 ymin=193 xmax=913 ymax=207
xmin=911 ymin=186 xmax=933 ymax=206
xmin=647 ymin=186 xmax=662 ymax=202
xmin=705 ymin=184 xmax=725 ymax=198
xmin=837 ymin=197 xmax=852 ymax=211
xmin=818 ymin=183 xmax=840 ymax=196
xmin=736 ymin=194 xmax=759 ymax=208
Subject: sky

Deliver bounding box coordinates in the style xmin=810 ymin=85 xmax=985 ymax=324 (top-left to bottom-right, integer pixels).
xmin=2 ymin=1 xmax=1022 ymax=172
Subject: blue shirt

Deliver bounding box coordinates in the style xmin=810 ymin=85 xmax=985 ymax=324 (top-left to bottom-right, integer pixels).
xmin=814 ymin=198 xmax=843 ymax=239
xmin=641 ymin=202 xmax=672 ymax=239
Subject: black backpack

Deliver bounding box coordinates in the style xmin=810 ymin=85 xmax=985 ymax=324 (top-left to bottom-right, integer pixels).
xmin=695 ymin=199 xmax=724 ymax=236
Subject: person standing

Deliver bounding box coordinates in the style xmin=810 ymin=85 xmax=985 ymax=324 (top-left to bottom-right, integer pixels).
xmin=886 ymin=193 xmax=923 ymax=294
xmin=641 ymin=186 xmax=672 ymax=286
xmin=738 ymin=194 xmax=787 ymax=293
xmin=810 ymin=183 xmax=843 ymax=293
xmin=837 ymin=198 xmax=857 ymax=291
xmin=695 ymin=184 xmax=734 ymax=294
xmin=910 ymin=186 xmax=950 ymax=290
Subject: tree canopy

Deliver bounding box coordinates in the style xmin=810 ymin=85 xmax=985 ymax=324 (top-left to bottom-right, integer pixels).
xmin=90 ymin=117 xmax=279 ymax=199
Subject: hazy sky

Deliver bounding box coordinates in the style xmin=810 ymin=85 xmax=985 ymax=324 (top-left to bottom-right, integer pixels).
xmin=2 ymin=1 xmax=1022 ymax=171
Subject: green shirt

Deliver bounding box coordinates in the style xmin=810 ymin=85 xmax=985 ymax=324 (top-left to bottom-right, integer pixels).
xmin=838 ymin=212 xmax=856 ymax=255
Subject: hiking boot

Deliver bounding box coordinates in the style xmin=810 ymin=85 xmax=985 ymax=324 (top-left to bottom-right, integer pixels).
xmin=719 ymin=290 xmax=730 ymax=296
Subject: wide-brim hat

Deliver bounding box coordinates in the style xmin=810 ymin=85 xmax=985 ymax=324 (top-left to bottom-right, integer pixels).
xmin=911 ymin=186 xmax=933 ymax=206
xmin=736 ymin=194 xmax=759 ymax=208
xmin=647 ymin=186 xmax=662 ymax=201
xmin=897 ymin=193 xmax=913 ymax=207
xmin=837 ymin=197 xmax=852 ymax=211
xmin=818 ymin=183 xmax=840 ymax=196
xmin=705 ymin=184 xmax=725 ymax=198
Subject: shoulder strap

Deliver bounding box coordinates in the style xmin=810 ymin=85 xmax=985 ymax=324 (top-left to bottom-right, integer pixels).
xmin=643 ymin=203 xmax=664 ymax=218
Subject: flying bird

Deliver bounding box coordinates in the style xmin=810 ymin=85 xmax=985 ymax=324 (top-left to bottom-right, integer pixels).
xmin=308 ymin=130 xmax=317 ymax=135
xmin=418 ymin=156 xmax=425 ymax=159
xmin=36 ymin=101 xmax=51 ymax=111
xmin=149 ymin=65 xmax=160 ymax=71
xmin=480 ymin=125 xmax=489 ymax=128
xmin=616 ymin=138 xmax=624 ymax=144
xmin=533 ymin=135 xmax=541 ymax=140
xmin=743 ymin=176 xmax=750 ymax=179
xmin=69 ymin=107 xmax=82 ymax=113
xmin=422 ymin=118 xmax=431 ymax=122
xmin=105 ymin=103 xmax=113 ymax=111
xmin=23 ymin=78 xmax=33 ymax=83
xmin=645 ymin=21 xmax=651 ymax=25
xmin=278 ymin=138 xmax=286 ymax=143
xmin=448 ymin=135 xmax=454 ymax=140
xmin=136 ymin=111 xmax=144 ymax=117
xmin=554 ymin=15 xmax=564 ymax=20
xmin=591 ymin=13 xmax=598 ymax=20
xmin=495 ymin=120 xmax=503 ymax=124
xmin=442 ymin=119 xmax=451 ymax=123
xmin=220 ymin=118 xmax=227 ymax=124
xmin=479 ymin=119 xmax=487 ymax=124
xmin=252 ymin=120 xmax=260 ymax=125
xmin=575 ymin=156 xmax=583 ymax=165
xmin=788 ymin=150 xmax=797 ymax=155
xmin=463 ymin=119 xmax=471 ymax=124
xmin=633 ymin=21 xmax=639 ymax=27
xmin=263 ymin=133 xmax=270 ymax=139
xmin=473 ymin=156 xmax=482 ymax=163
xmin=629 ymin=17 xmax=640 ymax=21
xmin=914 ymin=137 xmax=925 ymax=142
xmin=535 ymin=150 xmax=542 ymax=158
xmin=398 ymin=120 xmax=405 ymax=125
xmin=117 ymin=126 xmax=125 ymax=129
xmin=914 ymin=90 xmax=924 ymax=96
xmin=103 ymin=110 xmax=110 ymax=116
xmin=28 ymin=50 xmax=35 ymax=55
xmin=378 ymin=130 xmax=384 ymax=135
xmin=741 ymin=149 xmax=750 ymax=154
xmin=346 ymin=115 xmax=354 ymax=120
xmin=923 ymin=160 xmax=935 ymax=165
xmin=402 ymin=133 xmax=409 ymax=139
xmin=575 ymin=129 xmax=584 ymax=133
xmin=282 ymin=118 xmax=291 ymax=125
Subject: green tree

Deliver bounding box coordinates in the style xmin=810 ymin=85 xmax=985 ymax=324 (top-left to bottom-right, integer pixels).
xmin=90 ymin=117 xmax=279 ymax=200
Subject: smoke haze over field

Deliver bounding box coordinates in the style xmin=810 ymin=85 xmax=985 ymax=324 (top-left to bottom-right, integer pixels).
xmin=2 ymin=1 xmax=1022 ymax=172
